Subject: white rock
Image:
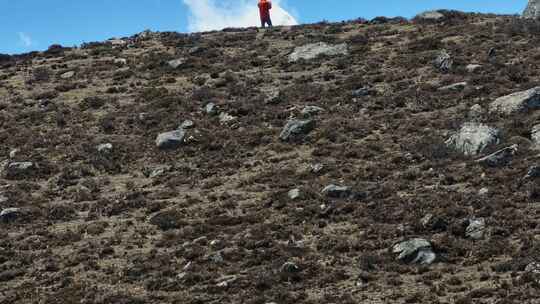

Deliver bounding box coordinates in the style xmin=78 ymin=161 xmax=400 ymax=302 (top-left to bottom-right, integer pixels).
xmin=60 ymin=71 xmax=75 ymax=79
xmin=289 ymin=42 xmax=348 ymax=62
xmin=490 ymin=87 xmax=540 ymax=115
xmin=97 ymin=143 xmax=113 ymax=154
xmin=446 ymin=122 xmax=500 ymax=156
xmin=466 ymin=64 xmax=482 ymax=73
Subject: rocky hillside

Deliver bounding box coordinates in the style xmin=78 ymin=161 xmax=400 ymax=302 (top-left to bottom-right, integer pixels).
xmin=2 ymin=10 xmax=540 ymax=304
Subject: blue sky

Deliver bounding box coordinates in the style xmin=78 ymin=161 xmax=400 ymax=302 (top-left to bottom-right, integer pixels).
xmin=2 ymin=0 xmax=527 ymax=55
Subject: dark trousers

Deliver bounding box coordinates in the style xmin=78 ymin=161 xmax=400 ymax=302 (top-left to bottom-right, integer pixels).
xmin=261 ymin=18 xmax=272 ymax=28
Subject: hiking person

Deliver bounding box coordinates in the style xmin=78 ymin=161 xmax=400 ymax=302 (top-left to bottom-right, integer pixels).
xmin=258 ymin=0 xmax=273 ymax=28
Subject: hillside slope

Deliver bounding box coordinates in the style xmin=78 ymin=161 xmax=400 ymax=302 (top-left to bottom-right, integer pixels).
xmin=2 ymin=11 xmax=540 ymax=303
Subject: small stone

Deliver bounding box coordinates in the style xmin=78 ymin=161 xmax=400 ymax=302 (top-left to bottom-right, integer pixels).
xmin=114 ymin=58 xmax=127 ymax=65
xmin=352 ymin=87 xmax=371 ymax=97
xmin=301 ymin=106 xmax=324 ymax=117
xmin=322 ymin=184 xmax=352 ymax=199
xmin=219 ymin=112 xmax=236 ymax=123
xmin=279 ymin=119 xmax=315 ymax=141
xmin=392 ymin=238 xmax=436 ymax=265
xmin=9 ymin=149 xmax=19 ymax=159
xmin=216 ymin=275 xmax=238 ymax=287
xmin=168 ymin=58 xmax=185 ymax=69
xmin=281 ymin=261 xmax=301 ymax=274
xmin=180 ymin=120 xmax=195 ymax=129
xmin=524 ymin=166 xmax=540 ymax=180
xmin=205 ymin=102 xmax=218 ymax=116
xmin=310 ymin=163 xmax=324 ymax=174
xmin=60 ymin=71 xmax=75 ymax=79
xmin=465 ymin=218 xmax=486 ymax=240
xmin=5 ymin=162 xmax=34 ymax=178
xmin=210 ymin=239 xmax=223 ymax=249
xmin=478 ymin=188 xmax=489 ymax=196
xmin=476 ymin=145 xmax=518 ymax=167
xmin=145 ymin=165 xmax=172 ymax=178
xmin=97 ymin=143 xmax=113 ymax=154
xmin=288 ymin=188 xmax=302 ymax=200
xmin=438 ymin=82 xmax=467 ymax=91
xmin=156 ymin=130 xmax=186 ymax=150
xmin=208 ymin=252 xmax=224 ymax=264
xmin=466 ymin=64 xmax=482 ymax=73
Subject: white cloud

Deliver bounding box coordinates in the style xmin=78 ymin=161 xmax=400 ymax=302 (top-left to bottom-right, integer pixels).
xmin=18 ymin=32 xmax=33 ymax=47
xmin=182 ymin=0 xmax=298 ymax=32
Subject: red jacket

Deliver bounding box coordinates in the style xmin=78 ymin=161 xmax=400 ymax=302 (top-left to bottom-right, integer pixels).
xmin=258 ymin=0 xmax=272 ymax=21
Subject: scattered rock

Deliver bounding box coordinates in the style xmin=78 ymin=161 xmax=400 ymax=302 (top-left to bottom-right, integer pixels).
xmin=433 ymin=50 xmax=452 ymax=72
xmin=205 ymin=102 xmax=218 ymax=116
xmin=97 ymin=143 xmax=113 ymax=154
xmin=352 ymin=87 xmax=371 ymax=97
xmin=310 ymin=163 xmax=325 ymax=174
xmin=168 ymin=58 xmax=185 ymax=69
xmin=438 ymin=82 xmax=467 ymax=91
xmin=144 ymin=165 xmax=172 ymax=178
xmin=531 ymin=124 xmax=540 ymax=148
xmin=489 ymin=87 xmax=540 ymax=115
xmin=281 ymin=261 xmax=301 ymax=274
xmin=392 ymin=238 xmax=436 ymax=265
xmin=114 ymin=58 xmax=127 ymax=65
xmin=524 ymin=262 xmax=540 ymax=283
xmin=476 ymin=145 xmax=518 ymax=167
xmin=301 ymin=106 xmax=324 ymax=117
xmin=216 ymin=275 xmax=238 ymax=288
xmin=478 ymin=188 xmax=490 ymax=196
xmin=156 ymin=130 xmax=186 ymax=150
xmin=9 ymin=149 xmax=19 ymax=159
xmin=288 ymin=188 xmax=302 ymax=200
xmin=465 ymin=218 xmax=487 ymax=240
xmin=415 ymin=10 xmax=445 ymax=21
xmin=5 ymin=162 xmax=35 ymax=178
xmin=208 ymin=251 xmax=224 ymax=264
xmin=322 ymin=184 xmax=352 ymax=199
xmin=60 ymin=71 xmax=75 ymax=79
xmin=279 ymin=119 xmax=315 ymax=141
xmin=108 ymin=39 xmax=127 ymax=47
xmin=523 ymin=0 xmax=540 ymax=19
xmin=219 ymin=112 xmax=236 ymax=123
xmin=466 ymin=64 xmax=482 ymax=73
xmin=289 ymin=42 xmax=348 ymax=62
xmin=524 ymin=166 xmax=540 ymax=180
xmin=0 ymin=208 xmax=20 ymax=222
xmin=445 ymin=122 xmax=500 ymax=156
xmin=180 ymin=120 xmax=195 ymax=129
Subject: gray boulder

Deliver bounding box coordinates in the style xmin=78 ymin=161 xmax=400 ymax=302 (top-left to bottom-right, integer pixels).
xmin=523 ymin=0 xmax=540 ymax=18
xmin=180 ymin=120 xmax=195 ymax=129
xmin=445 ymin=122 xmax=500 ymax=156
xmin=5 ymin=162 xmax=34 ymax=177
xmin=289 ymin=42 xmax=348 ymax=62
xmin=205 ymin=102 xmax=218 ymax=116
xmin=279 ymin=119 xmax=315 ymax=141
xmin=352 ymin=87 xmax=371 ymax=97
xmin=489 ymin=87 xmax=540 ymax=115
xmin=433 ymin=50 xmax=453 ymax=72
xmin=219 ymin=112 xmax=236 ymax=123
xmin=322 ymin=184 xmax=352 ymax=199
xmin=156 ymin=130 xmax=186 ymax=150
xmin=465 ymin=218 xmax=486 ymax=240
xmin=524 ymin=165 xmax=540 ymax=180
xmin=476 ymin=145 xmax=518 ymax=167
xmin=97 ymin=143 xmax=113 ymax=154
xmin=392 ymin=238 xmax=436 ymax=265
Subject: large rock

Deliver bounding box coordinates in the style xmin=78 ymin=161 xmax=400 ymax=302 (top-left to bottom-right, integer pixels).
xmin=279 ymin=119 xmax=315 ymax=141
xmin=322 ymin=184 xmax=352 ymax=199
xmin=433 ymin=50 xmax=452 ymax=72
xmin=465 ymin=218 xmax=486 ymax=240
xmin=523 ymin=0 xmax=540 ymax=19
xmin=489 ymin=87 xmax=540 ymax=115
xmin=168 ymin=58 xmax=185 ymax=69
xmin=392 ymin=238 xmax=436 ymax=265
xmin=4 ymin=162 xmax=35 ymax=178
xmin=476 ymin=145 xmax=518 ymax=167
xmin=0 ymin=208 xmax=21 ymax=222
xmin=156 ymin=130 xmax=185 ymax=150
xmin=289 ymin=42 xmax=348 ymax=62
xmin=445 ymin=123 xmax=500 ymax=156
